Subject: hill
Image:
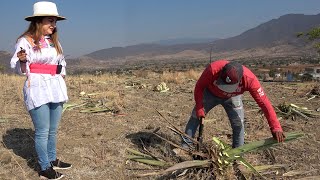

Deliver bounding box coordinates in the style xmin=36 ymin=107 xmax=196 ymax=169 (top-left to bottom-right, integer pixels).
xmin=0 ymin=51 xmax=12 ymax=73
xmin=210 ymin=13 xmax=320 ymax=51
xmin=84 ymin=13 xmax=320 ymax=60
xmin=151 ymin=37 xmax=219 ymax=45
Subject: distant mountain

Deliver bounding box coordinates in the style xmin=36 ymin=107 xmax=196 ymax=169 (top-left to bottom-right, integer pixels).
xmin=86 ymin=43 xmax=212 ymax=60
xmin=152 ymin=37 xmax=219 ymax=45
xmin=84 ymin=13 xmax=320 ymax=60
xmin=210 ymin=13 xmax=320 ymax=51
xmin=0 ymin=51 xmax=12 ymax=73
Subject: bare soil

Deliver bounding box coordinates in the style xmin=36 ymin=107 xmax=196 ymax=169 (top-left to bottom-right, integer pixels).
xmin=0 ymin=70 xmax=319 ymax=180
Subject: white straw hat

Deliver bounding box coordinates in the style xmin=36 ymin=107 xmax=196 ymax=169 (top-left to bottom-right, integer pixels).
xmin=25 ymin=1 xmax=66 ymax=21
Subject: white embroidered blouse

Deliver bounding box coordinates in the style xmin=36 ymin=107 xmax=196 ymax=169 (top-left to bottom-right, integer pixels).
xmin=10 ymin=36 xmax=68 ymax=111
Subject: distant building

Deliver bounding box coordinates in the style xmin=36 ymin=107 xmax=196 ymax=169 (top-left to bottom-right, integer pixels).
xmin=304 ymin=66 xmax=320 ymax=80
xmin=275 ymin=73 xmax=281 ymax=78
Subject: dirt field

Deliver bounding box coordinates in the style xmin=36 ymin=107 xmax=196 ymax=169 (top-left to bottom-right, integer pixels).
xmin=0 ymin=69 xmax=319 ymax=180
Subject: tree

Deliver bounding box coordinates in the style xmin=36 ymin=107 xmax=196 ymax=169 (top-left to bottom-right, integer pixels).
xmin=297 ymin=27 xmax=320 ymax=53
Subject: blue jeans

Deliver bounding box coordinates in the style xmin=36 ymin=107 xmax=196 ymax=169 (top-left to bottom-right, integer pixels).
xmin=184 ymin=89 xmax=244 ymax=148
xmin=29 ymin=103 xmax=63 ymax=171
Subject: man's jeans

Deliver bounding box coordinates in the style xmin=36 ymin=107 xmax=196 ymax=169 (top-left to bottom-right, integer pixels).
xmin=184 ymin=89 xmax=244 ymax=148
xmin=29 ymin=103 xmax=63 ymax=171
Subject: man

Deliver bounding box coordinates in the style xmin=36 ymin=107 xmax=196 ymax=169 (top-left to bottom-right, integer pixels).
xmin=183 ymin=60 xmax=285 ymax=148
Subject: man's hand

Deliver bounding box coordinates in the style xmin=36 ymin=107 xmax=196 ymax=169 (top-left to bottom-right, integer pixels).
xmin=198 ymin=117 xmax=205 ymax=122
xmin=272 ymin=131 xmax=285 ymax=143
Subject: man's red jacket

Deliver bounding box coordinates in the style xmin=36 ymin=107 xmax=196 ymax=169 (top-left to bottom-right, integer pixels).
xmin=195 ymin=60 xmax=283 ymax=133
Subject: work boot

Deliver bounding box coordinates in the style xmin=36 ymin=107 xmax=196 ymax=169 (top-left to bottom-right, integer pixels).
xmin=181 ymin=136 xmax=194 ymax=149
xmin=50 ymin=159 xmax=72 ymax=170
xmin=39 ymin=167 xmax=64 ymax=180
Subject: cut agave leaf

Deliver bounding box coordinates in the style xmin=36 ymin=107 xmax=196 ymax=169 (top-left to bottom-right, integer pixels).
xmin=225 ymin=132 xmax=304 ymax=161
xmin=127 ymin=155 xmax=167 ymax=167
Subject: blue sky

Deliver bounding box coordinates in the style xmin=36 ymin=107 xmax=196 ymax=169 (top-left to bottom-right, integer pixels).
xmin=0 ymin=0 xmax=320 ymax=57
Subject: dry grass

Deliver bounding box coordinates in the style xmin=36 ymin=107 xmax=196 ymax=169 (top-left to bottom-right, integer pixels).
xmin=132 ymin=70 xmax=158 ymax=79
xmin=0 ymin=74 xmax=31 ymax=179
xmin=0 ymin=72 xmax=319 ymax=179
xmin=160 ymin=69 xmax=201 ymax=84
xmin=0 ymin=74 xmax=26 ymax=117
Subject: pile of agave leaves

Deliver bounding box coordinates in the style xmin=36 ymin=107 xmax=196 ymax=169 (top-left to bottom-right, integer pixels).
xmin=62 ymin=91 xmax=121 ymax=114
xmin=126 ymin=110 xmax=304 ymax=179
xmin=275 ymin=85 xmax=320 ymax=120
xmin=276 ymin=102 xmax=320 ymax=120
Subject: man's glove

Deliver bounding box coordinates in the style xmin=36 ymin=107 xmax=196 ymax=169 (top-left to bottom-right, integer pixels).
xmin=272 ymin=131 xmax=286 ymax=143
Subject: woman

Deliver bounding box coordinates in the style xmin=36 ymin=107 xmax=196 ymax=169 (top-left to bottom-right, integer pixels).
xmin=10 ymin=1 xmax=71 ymax=179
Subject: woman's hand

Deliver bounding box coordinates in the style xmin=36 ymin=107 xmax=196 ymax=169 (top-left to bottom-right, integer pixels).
xmin=17 ymin=47 xmax=27 ymax=62
xmin=17 ymin=47 xmax=27 ymax=73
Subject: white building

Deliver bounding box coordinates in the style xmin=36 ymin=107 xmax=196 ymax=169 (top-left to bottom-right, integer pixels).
xmin=304 ymin=66 xmax=320 ymax=80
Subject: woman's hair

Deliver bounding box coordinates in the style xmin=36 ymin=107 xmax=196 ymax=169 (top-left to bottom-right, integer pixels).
xmin=17 ymin=17 xmax=63 ymax=54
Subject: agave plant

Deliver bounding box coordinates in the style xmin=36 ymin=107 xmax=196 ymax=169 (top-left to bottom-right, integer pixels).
xmin=212 ymin=132 xmax=304 ymax=178
xmin=126 ymin=111 xmax=304 ymax=179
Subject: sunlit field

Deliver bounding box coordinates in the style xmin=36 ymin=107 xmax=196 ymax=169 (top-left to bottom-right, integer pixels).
xmin=0 ymin=70 xmax=319 ymax=179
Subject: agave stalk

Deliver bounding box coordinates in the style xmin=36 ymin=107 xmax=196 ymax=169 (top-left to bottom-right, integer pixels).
xmin=62 ymin=102 xmax=87 ymax=113
xmin=127 ymin=155 xmax=168 ymax=167
xmin=213 ymin=136 xmax=264 ymax=178
xmin=282 ymin=169 xmax=318 ymax=177
xmin=213 ymin=132 xmax=304 ymax=178
xmin=126 ymin=148 xmax=168 ymax=167
xmin=80 ymin=107 xmax=112 ymax=113
xmin=254 ymin=164 xmax=287 ymax=172
xmin=223 ymin=132 xmax=304 ymax=162
xmin=127 ymin=148 xmax=154 ymax=158
xmin=162 ymin=160 xmax=211 ymax=173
